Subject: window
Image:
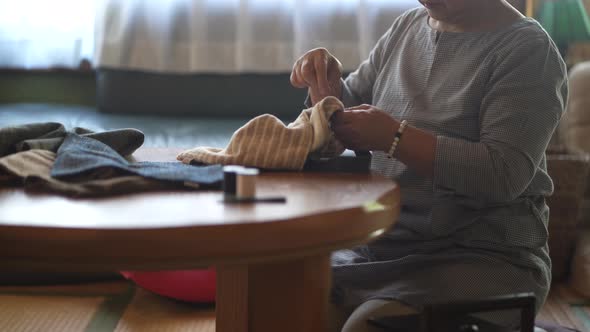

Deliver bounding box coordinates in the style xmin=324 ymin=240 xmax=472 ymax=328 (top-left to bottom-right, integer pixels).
xmin=1 ymin=0 xmax=417 ymax=72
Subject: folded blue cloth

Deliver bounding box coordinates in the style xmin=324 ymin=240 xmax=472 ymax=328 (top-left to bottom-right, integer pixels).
xmin=51 ymin=133 xmax=223 ymax=188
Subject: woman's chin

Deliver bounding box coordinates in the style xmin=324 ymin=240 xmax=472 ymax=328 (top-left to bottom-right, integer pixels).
xmin=425 ymin=9 xmax=447 ymax=21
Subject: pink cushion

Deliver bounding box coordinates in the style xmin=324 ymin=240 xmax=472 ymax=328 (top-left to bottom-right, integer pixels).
xmin=121 ymin=268 xmax=216 ymax=303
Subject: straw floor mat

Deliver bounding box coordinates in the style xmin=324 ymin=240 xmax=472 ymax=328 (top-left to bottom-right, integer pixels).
xmin=538 ymin=284 xmax=590 ymax=331
xmin=0 ymin=280 xmax=588 ymax=332
xmin=0 ymin=280 xmax=215 ymax=332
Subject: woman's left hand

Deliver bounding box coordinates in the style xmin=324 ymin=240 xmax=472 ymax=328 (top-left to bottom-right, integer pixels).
xmin=330 ymin=104 xmax=397 ymax=152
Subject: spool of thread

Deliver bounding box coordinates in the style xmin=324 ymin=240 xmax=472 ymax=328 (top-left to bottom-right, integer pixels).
xmin=236 ymin=167 xmax=259 ymax=199
xmin=223 ymin=165 xmax=242 ymax=199
xmin=223 ymin=166 xmax=260 ymax=201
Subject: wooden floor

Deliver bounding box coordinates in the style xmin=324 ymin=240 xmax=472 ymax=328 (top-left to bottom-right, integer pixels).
xmin=538 ymin=284 xmax=590 ymax=331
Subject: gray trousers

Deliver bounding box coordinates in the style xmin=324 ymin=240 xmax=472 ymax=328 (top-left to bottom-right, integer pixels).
xmin=330 ymin=299 xmax=531 ymax=332
xmin=330 ymin=299 xmax=416 ymax=332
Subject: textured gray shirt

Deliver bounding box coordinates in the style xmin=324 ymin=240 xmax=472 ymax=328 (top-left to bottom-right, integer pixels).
xmin=333 ymin=8 xmax=568 ymax=312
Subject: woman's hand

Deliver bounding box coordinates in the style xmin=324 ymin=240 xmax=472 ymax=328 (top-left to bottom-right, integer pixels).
xmin=331 ymin=104 xmax=397 ymax=152
xmin=290 ymin=48 xmax=343 ymax=105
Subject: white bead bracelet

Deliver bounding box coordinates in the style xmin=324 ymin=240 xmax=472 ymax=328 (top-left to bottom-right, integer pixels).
xmin=387 ymin=120 xmax=408 ymax=159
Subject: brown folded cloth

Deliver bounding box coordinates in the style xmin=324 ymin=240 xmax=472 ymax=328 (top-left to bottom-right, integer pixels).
xmin=0 ymin=150 xmax=185 ymax=197
xmin=177 ymin=96 xmax=346 ymax=170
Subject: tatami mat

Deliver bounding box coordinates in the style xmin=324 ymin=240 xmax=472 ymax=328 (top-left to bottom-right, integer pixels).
xmin=0 ymin=295 xmax=103 ymax=332
xmin=1 ymin=280 xmax=587 ymax=332
xmin=0 ymin=281 xmax=215 ymax=332
xmin=113 ymin=288 xmax=215 ymax=332
xmin=538 ymin=284 xmax=590 ymax=331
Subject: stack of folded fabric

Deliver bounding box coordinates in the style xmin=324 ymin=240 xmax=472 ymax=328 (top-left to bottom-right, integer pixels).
xmin=0 ymin=123 xmax=223 ymax=197
xmin=1 ymin=96 xmax=345 ymax=197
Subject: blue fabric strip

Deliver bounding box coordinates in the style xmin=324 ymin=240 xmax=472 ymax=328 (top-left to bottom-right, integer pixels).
xmin=51 ymin=133 xmax=223 ymax=187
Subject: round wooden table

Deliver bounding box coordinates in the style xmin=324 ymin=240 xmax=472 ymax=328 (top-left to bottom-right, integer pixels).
xmin=0 ymin=148 xmax=401 ymax=332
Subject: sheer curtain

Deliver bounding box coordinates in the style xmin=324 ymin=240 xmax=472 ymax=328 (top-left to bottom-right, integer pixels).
xmin=0 ymin=0 xmax=95 ymax=69
xmin=95 ymin=0 xmax=417 ymax=73
xmin=0 ymin=0 xmax=417 ymax=72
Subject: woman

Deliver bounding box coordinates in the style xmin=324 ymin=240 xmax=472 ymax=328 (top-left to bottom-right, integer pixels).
xmin=291 ymin=0 xmax=567 ymax=331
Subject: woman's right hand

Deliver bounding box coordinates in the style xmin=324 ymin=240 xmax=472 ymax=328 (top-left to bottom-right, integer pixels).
xmin=290 ymin=48 xmax=343 ymax=106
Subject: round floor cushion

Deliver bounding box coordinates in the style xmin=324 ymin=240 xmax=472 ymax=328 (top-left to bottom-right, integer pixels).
xmin=570 ymin=231 xmax=590 ymax=297
xmin=121 ymin=269 xmax=216 ymax=303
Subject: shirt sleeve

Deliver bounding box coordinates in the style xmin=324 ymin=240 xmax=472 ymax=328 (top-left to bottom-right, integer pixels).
xmin=433 ymin=36 xmax=568 ymax=203
xmin=341 ymin=18 xmax=402 ymax=107
xmin=304 ymin=10 xmax=413 ymax=108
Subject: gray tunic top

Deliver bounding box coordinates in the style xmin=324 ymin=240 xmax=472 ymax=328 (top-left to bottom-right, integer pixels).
xmin=332 ymin=8 xmax=568 ymax=311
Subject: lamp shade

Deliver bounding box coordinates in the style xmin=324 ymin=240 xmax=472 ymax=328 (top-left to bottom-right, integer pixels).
xmin=536 ymin=0 xmax=590 ymax=47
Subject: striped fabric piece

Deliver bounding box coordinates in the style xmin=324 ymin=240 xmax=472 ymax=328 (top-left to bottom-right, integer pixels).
xmin=177 ymin=96 xmax=345 ymax=170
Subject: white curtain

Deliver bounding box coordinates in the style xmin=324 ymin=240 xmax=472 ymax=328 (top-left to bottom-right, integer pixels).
xmin=0 ymin=0 xmax=95 ymax=69
xmin=0 ymin=0 xmax=418 ymax=73
xmin=95 ymin=0 xmax=417 ymax=73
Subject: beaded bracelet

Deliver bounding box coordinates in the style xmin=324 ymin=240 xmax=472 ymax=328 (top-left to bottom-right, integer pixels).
xmin=387 ymin=120 xmax=408 ymax=159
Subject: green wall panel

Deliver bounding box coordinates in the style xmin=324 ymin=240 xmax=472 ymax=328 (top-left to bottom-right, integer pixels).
xmin=0 ymin=72 xmax=96 ymax=106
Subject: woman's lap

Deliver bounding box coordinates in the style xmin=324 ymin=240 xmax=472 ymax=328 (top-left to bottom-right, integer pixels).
xmin=330 ymin=246 xmax=548 ymax=329
xmin=330 ymin=299 xmax=417 ymax=332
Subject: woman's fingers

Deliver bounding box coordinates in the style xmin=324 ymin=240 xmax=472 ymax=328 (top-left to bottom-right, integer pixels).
xmin=300 ymin=58 xmax=319 ymax=88
xmin=290 ymin=60 xmax=308 ymax=88
xmin=330 ymin=110 xmax=354 ymax=127
xmin=314 ymin=57 xmax=330 ymax=96
xmin=345 ymin=104 xmax=373 ymax=111
xmin=291 ymin=48 xmax=343 ymax=105
xmin=291 ymin=48 xmax=338 ymax=89
xmin=330 ymin=109 xmax=343 ymax=124
xmin=327 ymin=57 xmax=343 ymax=84
xmin=331 ymin=122 xmax=349 ymax=136
xmin=309 ymin=87 xmax=323 ymax=106
xmin=290 ymin=57 xmax=311 ymax=88
xmin=331 ymin=123 xmax=357 ymax=149
xmin=290 ymin=63 xmax=305 ymax=88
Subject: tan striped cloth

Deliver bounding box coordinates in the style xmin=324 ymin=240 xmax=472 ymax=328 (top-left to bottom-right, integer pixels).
xmin=177 ymin=96 xmax=346 ymax=170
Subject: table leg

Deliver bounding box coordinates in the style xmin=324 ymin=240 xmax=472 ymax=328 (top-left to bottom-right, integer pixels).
xmin=216 ymin=264 xmax=249 ymax=332
xmin=216 ymin=253 xmax=332 ymax=332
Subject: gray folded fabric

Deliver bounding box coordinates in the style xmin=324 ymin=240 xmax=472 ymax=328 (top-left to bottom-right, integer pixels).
xmin=0 ymin=123 xmax=62 ymax=156
xmin=0 ymin=122 xmax=144 ymax=157
xmin=0 ymin=149 xmax=190 ymax=197
xmin=51 ymin=133 xmax=223 ymax=188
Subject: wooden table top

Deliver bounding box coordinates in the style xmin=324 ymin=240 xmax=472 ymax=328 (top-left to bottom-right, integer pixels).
xmin=0 ymin=148 xmax=400 ymax=272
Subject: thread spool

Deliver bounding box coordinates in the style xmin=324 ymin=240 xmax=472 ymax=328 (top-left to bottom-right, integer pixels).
xmin=236 ymin=168 xmax=259 ymax=199
xmin=223 ymin=165 xmax=242 ymax=199
xmin=223 ymin=166 xmax=259 ymax=201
